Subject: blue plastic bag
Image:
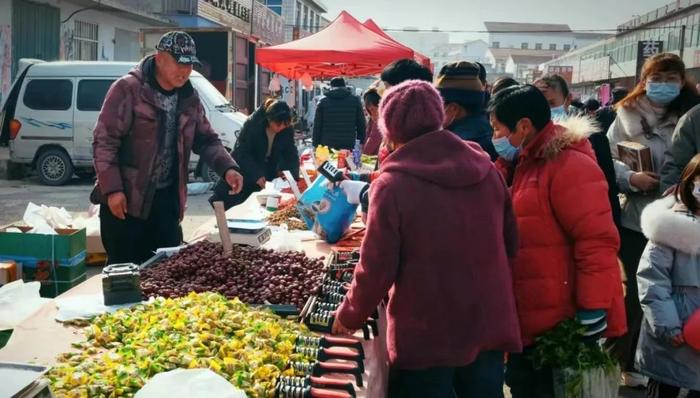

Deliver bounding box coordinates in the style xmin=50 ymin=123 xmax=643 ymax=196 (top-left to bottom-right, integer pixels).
xmin=296 ymin=175 xmax=358 ymax=243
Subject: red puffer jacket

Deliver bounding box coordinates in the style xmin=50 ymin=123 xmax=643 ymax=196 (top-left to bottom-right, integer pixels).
xmin=512 ymin=118 xmax=626 ymax=345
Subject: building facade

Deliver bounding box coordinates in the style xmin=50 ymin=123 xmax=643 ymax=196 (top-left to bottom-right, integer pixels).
xmin=541 ymin=0 xmax=700 ymax=97
xmin=279 ymin=0 xmax=327 ymax=42
xmin=0 ymin=0 xmax=171 ymax=104
xmin=432 ymin=40 xmax=490 ymax=73
xmin=388 ymin=28 xmax=450 ymax=62
xmin=485 ymin=21 xmax=609 ymax=52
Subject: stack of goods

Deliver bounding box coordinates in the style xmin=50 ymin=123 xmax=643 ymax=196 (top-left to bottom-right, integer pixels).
xmin=140 ymin=241 xmax=325 ymax=309
xmin=267 ymin=200 xmax=308 ymax=231
xmin=301 ymin=250 xmax=378 ymax=341
xmin=47 ymin=292 xmax=316 ymax=397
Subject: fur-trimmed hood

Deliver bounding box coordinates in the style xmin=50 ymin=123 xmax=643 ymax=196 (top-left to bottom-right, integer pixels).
xmin=641 ymin=195 xmax=700 ymax=254
xmin=531 ymin=116 xmax=597 ymax=160
xmin=615 ymin=96 xmax=678 ymax=139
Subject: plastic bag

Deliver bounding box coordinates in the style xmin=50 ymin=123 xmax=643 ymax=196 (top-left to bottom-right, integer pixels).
xmin=135 ymin=369 xmax=247 ymax=398
xmin=54 ymin=294 xmax=137 ymax=322
xmin=297 ymin=175 xmax=358 ymax=243
xmin=0 ymin=280 xmax=51 ymax=330
xmin=263 ymin=225 xmax=303 ymax=252
xmin=23 ymin=202 xmax=74 ymax=234
xmin=553 ymin=366 xmax=620 ymax=398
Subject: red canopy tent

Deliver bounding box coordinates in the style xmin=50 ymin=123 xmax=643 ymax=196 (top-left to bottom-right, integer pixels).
xmin=255 ymin=11 xmax=415 ymax=79
xmin=362 ymin=19 xmax=432 ymax=70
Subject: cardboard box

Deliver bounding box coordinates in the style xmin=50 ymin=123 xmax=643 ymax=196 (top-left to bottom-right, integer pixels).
xmin=0 ymin=226 xmax=87 ymax=297
xmin=617 ymin=141 xmax=653 ymax=172
xmin=86 ymin=234 xmax=105 ymax=254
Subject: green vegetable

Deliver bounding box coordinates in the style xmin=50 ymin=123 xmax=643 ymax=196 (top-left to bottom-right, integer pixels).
xmin=531 ymin=319 xmax=618 ymax=395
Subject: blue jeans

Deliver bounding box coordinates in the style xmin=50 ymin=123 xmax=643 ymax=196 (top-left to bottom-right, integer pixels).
xmin=390 ymin=351 xmax=505 ymax=398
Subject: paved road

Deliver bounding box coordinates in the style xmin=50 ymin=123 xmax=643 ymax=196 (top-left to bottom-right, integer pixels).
xmin=0 ymin=175 xmax=215 ymax=240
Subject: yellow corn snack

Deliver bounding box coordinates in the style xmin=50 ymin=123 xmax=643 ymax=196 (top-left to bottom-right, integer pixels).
xmin=48 ymin=292 xmax=314 ymax=398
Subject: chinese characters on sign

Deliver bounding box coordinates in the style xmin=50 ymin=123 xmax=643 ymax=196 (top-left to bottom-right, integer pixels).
xmin=636 ymin=40 xmax=664 ymax=81
xmin=204 ymin=0 xmax=252 ymax=22
xmin=547 ymin=65 xmax=574 ymax=84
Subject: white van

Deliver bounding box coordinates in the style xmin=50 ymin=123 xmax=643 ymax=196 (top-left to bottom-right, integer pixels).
xmin=0 ymin=60 xmax=245 ymax=185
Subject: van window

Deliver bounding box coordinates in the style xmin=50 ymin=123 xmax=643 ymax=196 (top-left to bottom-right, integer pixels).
xmin=77 ymin=80 xmax=115 ymax=111
xmin=23 ymin=79 xmax=73 ymax=111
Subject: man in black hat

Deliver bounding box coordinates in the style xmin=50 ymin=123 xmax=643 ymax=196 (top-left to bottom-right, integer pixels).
xmin=92 ymin=31 xmax=243 ymax=265
xmin=312 ymin=77 xmax=367 ymax=150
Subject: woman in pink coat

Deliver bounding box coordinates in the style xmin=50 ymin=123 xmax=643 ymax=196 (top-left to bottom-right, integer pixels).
xmin=333 ymin=80 xmax=522 ymax=397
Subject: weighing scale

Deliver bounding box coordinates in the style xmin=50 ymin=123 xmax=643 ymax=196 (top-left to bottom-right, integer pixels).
xmin=208 ymin=217 xmax=272 ymax=247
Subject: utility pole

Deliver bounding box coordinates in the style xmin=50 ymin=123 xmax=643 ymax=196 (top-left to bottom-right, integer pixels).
xmin=680 ymin=24 xmax=687 ymax=60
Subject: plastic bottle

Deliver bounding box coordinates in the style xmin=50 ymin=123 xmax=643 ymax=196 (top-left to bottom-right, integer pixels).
xmin=352 ymin=139 xmax=362 ymax=167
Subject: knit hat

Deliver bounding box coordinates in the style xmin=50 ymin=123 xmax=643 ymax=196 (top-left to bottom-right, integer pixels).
xmin=330 ymin=77 xmax=346 ymax=88
xmin=379 ymin=80 xmax=445 ymax=144
xmin=435 ymin=61 xmax=485 ymax=108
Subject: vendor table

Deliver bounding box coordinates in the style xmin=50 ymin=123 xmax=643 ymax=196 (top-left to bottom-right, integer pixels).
xmin=0 ymin=195 xmax=388 ymax=397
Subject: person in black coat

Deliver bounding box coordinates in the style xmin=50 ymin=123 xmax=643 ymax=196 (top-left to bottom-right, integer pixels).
xmin=313 ymin=77 xmax=366 ymax=150
xmin=209 ymin=99 xmax=299 ymax=210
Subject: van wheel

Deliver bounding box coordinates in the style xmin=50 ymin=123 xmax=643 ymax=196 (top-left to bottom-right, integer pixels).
xmin=198 ymin=162 xmax=220 ymax=183
xmin=37 ymin=148 xmax=74 ymax=186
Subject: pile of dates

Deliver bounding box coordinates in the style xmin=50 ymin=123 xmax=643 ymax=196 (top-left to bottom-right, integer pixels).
xmin=141 ymin=241 xmax=325 ymax=308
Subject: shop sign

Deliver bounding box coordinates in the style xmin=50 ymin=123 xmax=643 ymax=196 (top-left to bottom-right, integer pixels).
xmin=636 ymin=40 xmax=663 ymax=81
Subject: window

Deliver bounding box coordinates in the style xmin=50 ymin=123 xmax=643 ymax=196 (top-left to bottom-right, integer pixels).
xmin=549 ymin=43 xmax=557 ymax=50
xmin=315 ymin=14 xmax=321 ymax=32
xmin=265 ymin=0 xmax=282 ymax=15
xmin=521 ymin=42 xmax=528 ymax=49
xmin=73 ymin=20 xmax=98 ymax=61
xmin=492 ymin=41 xmax=500 ymax=48
xmin=535 ymin=43 xmax=543 ymax=50
xmin=23 ymin=79 xmax=73 ymax=110
xmin=563 ymin=44 xmax=571 ymax=51
xmin=295 ymin=1 xmax=301 ymax=26
xmin=303 ymin=4 xmax=309 ymax=30
xmin=77 ymin=80 xmax=115 ymax=111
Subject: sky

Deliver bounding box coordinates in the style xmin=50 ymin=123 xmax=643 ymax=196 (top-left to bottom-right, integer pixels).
xmin=321 ymin=0 xmax=674 ymax=42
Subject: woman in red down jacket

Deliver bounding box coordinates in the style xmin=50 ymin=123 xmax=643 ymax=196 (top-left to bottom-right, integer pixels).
xmin=488 ymin=85 xmax=626 ymax=397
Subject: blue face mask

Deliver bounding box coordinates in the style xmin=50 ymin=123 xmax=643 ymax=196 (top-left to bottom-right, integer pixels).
xmin=646 ymin=82 xmax=681 ymax=105
xmin=550 ymin=105 xmax=567 ymax=121
xmin=492 ymin=136 xmax=520 ymax=162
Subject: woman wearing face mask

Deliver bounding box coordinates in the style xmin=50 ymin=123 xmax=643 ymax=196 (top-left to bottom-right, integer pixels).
xmin=208 ymin=98 xmax=299 ymax=210
xmin=606 ymin=53 xmax=700 ymax=387
xmin=635 ymin=153 xmax=700 ymax=398
xmin=488 ymin=85 xmax=626 ymax=397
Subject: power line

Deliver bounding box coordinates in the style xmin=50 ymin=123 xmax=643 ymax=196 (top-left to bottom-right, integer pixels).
xmin=279 ymin=24 xmax=690 ymax=34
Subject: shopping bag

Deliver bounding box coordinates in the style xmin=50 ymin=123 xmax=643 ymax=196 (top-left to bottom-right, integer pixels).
xmin=297 ymin=175 xmax=358 ymax=243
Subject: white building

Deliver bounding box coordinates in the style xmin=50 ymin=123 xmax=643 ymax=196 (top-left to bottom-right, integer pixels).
xmin=485 ymin=21 xmax=609 ymax=52
xmin=0 ymin=0 xmax=171 ymax=104
xmin=388 ymin=28 xmax=451 ymax=60
xmin=432 ymin=40 xmax=490 ymax=73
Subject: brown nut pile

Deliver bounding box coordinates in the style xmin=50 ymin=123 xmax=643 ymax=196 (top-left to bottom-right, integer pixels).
xmin=268 ymin=204 xmax=308 ymax=231
xmin=140 ymin=241 xmax=325 ymax=308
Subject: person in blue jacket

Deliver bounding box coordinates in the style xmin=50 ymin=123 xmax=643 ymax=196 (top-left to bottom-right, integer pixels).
xmin=435 ymin=61 xmax=498 ymax=160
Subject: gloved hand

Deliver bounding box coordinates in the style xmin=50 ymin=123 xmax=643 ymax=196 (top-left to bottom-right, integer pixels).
xmin=339 ymin=180 xmax=369 ymax=205
xmin=576 ymin=309 xmax=607 ymax=342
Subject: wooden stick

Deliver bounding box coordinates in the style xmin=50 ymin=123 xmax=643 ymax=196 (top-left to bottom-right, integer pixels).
xmin=213 ymin=201 xmax=232 ymax=256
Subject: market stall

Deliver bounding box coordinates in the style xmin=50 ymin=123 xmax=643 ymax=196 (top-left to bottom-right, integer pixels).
xmin=255 ymin=11 xmax=420 ymax=80
xmin=0 ymin=187 xmax=387 ymax=397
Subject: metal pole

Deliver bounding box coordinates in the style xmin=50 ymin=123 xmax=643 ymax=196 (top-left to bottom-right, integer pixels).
xmin=680 ymin=24 xmax=687 ymax=59
xmin=254 ymin=63 xmax=260 ymax=107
